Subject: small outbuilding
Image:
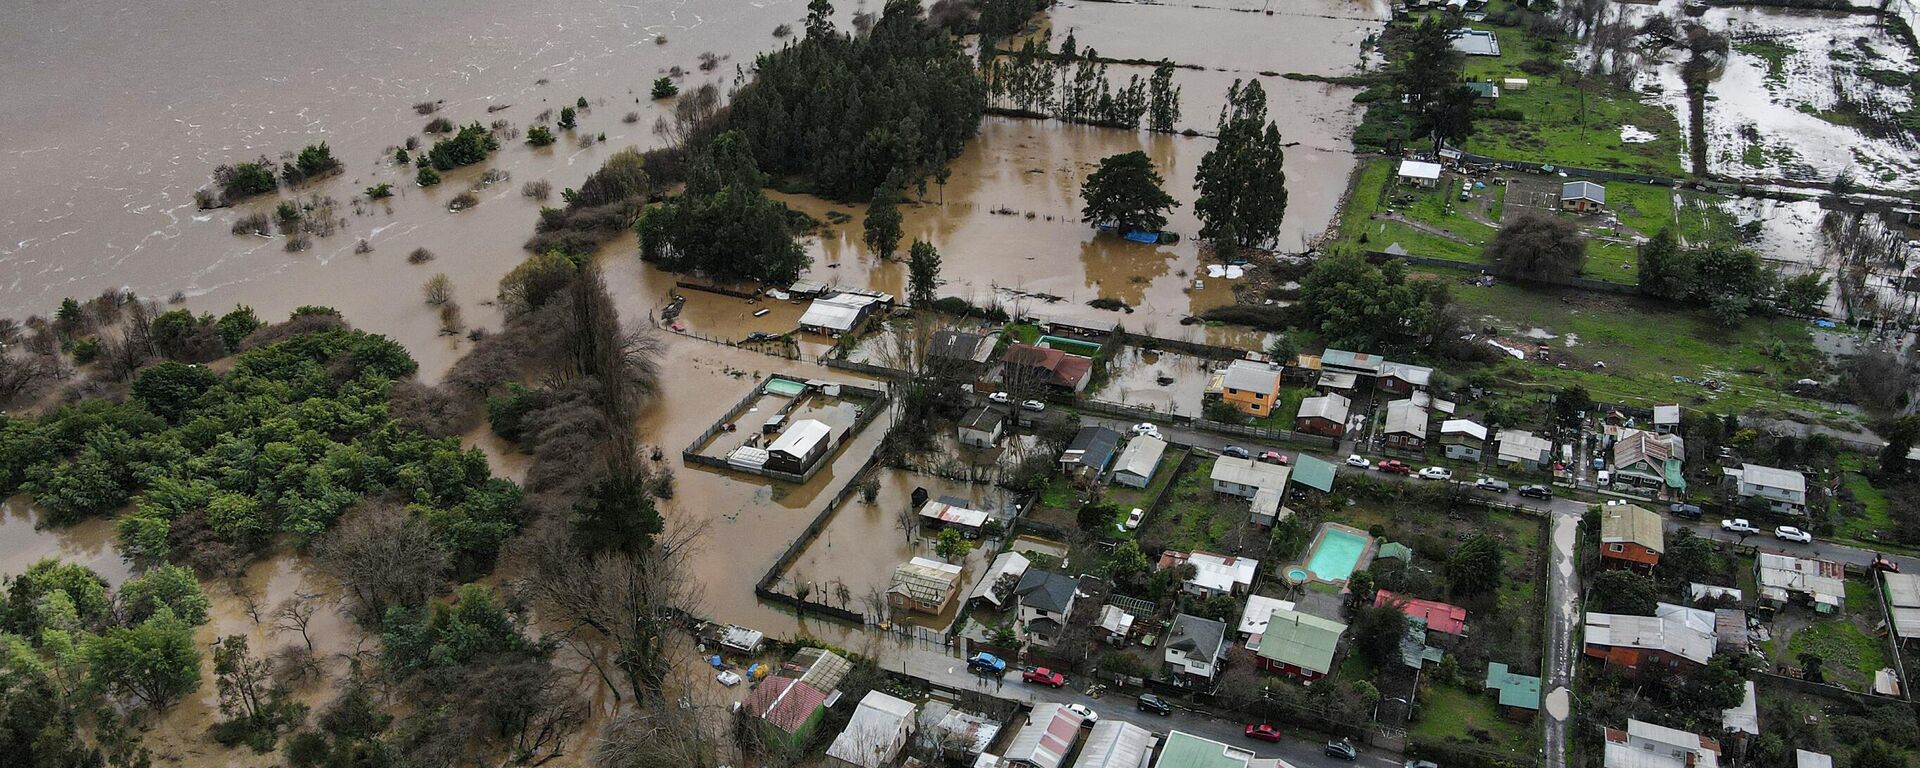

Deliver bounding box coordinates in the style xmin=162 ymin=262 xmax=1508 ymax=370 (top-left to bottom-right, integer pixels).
xmin=1397 ymin=160 xmax=1444 ymax=189
xmin=1561 ymin=180 xmax=1607 ymax=213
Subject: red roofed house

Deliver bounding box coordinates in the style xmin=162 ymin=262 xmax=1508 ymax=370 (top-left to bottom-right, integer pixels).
xmin=1001 ymin=343 xmax=1093 ymax=393
xmin=1375 ymin=590 xmax=1469 ymax=647
xmin=743 ymin=677 xmax=831 ymax=747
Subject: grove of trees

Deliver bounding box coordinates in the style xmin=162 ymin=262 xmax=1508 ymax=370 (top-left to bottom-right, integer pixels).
xmin=636 ymin=131 xmax=810 ymax=283
xmin=1638 ymin=229 xmax=1830 ymax=324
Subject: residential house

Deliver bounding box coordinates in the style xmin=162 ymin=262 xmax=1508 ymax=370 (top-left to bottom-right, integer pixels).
xmin=1015 ymin=570 xmax=1080 ymax=648
xmin=1653 ymin=404 xmax=1681 ymax=435
xmin=1316 ymin=370 xmax=1359 ymax=393
xmin=919 ymin=496 xmax=990 ymax=537
xmin=1755 ymin=553 xmax=1844 ymax=614
xmin=1602 ymin=720 xmax=1720 ymax=768
xmin=1210 ymin=456 xmax=1290 ymax=498
xmin=1722 ymin=681 xmax=1758 ymax=742
xmin=887 ymin=557 xmax=963 ymax=615
xmin=1096 ymin=604 xmax=1136 ymax=646
xmin=957 ymin=407 xmax=1005 ymax=448
xmin=1883 ymin=571 xmax=1920 ymax=644
xmin=1320 ymin=348 xmax=1386 ymax=379
xmin=1252 ymin=607 xmax=1346 ymax=681
xmin=800 ymin=292 xmax=885 ymax=336
xmin=1290 ymin=454 xmax=1337 ymax=494
xmin=1219 ymin=359 xmax=1287 ymax=417
xmin=1397 ymin=160 xmax=1443 ymax=189
xmin=1794 ymin=750 xmax=1833 ymax=768
xmin=925 ymin=706 xmax=1002 ymax=761
xmin=766 ymin=419 xmax=835 ymax=475
xmin=1713 ymin=609 xmax=1746 ymax=655
xmin=1237 ymin=594 xmax=1296 ymax=643
xmin=1599 ymin=504 xmax=1665 ymax=572
xmin=1158 ymin=551 xmax=1259 ymax=597
xmin=1561 ymin=181 xmax=1607 ymax=213
xmin=1249 ymin=487 xmax=1285 ymax=528
xmin=1294 ymin=393 xmax=1352 ymax=437
xmin=1379 ymin=361 xmax=1433 ymax=395
xmin=826 ymin=691 xmax=917 ymax=768
xmin=1111 ymin=436 xmax=1169 ymax=489
xmin=745 ymin=647 xmax=853 ymax=746
xmin=1382 ymin=399 xmax=1429 ymax=453
xmin=966 ymin=551 xmax=1031 ymax=609
xmin=1075 ymin=720 xmax=1157 ymax=768
xmin=1375 ymin=590 xmax=1468 ymax=646
xmin=1495 ymin=429 xmax=1554 ymax=471
xmin=1002 ymin=343 xmax=1093 ymax=393
xmin=1613 ymin=429 xmax=1685 ymax=495
xmin=1164 ymin=613 xmax=1229 ymax=687
xmin=1725 ymin=464 xmax=1808 ymax=515
xmin=1002 ymin=703 xmax=1085 ymax=768
xmin=1583 ymin=603 xmax=1716 ymax=677
xmin=1153 ymin=730 xmax=1260 ymax=768
xmin=1439 ymin=419 xmax=1489 ymax=461
xmin=1285 ymin=353 xmax=1321 ymax=385
xmin=1484 ymin=662 xmax=1542 ymax=720
xmin=1059 ymin=426 xmax=1122 ymax=487
xmin=929 ymin=330 xmax=994 ymax=372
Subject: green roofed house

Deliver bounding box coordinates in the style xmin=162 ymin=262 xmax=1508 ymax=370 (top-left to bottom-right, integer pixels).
xmin=1485 ymin=662 xmax=1542 ymax=720
xmin=1291 ymin=454 xmax=1337 ymax=494
xmin=1376 ymin=542 xmax=1414 ymax=562
xmin=1252 ymin=607 xmax=1347 ymax=682
xmin=1153 ymin=730 xmax=1259 ymax=768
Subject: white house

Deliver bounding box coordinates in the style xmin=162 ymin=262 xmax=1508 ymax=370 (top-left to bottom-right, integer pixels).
xmin=1726 ymin=464 xmax=1808 ymax=515
xmin=1440 ymin=419 xmax=1489 ymax=461
xmin=1496 ymin=429 xmax=1553 ymax=471
xmin=1602 ymin=719 xmax=1720 ymax=768
xmin=1398 ymin=159 xmax=1443 ymax=188
xmin=1111 ymin=436 xmax=1168 ymax=489
xmin=1015 ymin=570 xmax=1079 ymax=648
xmin=826 ymin=691 xmax=917 ymax=768
xmin=1164 ymin=613 xmax=1228 ymax=686
xmin=1160 ymin=550 xmax=1258 ymax=597
xmin=1210 ymin=456 xmax=1290 ymax=498
xmin=957 ymin=406 xmax=1005 ymax=448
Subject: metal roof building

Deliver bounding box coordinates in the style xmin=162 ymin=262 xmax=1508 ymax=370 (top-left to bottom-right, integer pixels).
xmin=1003 ymin=703 xmax=1085 ymax=768
xmin=1885 ymin=570 xmax=1920 ymax=640
xmin=1073 ymin=720 xmax=1156 ymax=768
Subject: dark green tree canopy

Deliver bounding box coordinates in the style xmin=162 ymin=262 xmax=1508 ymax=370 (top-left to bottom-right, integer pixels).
xmin=1080 ymin=150 xmax=1179 ymax=235
xmin=636 ymin=132 xmax=810 ymax=284
xmin=1194 ymin=80 xmax=1288 ymax=249
xmin=1486 ymin=213 xmax=1588 ymax=283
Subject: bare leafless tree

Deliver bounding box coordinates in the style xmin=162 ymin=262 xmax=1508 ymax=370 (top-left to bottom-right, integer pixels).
xmin=272 ymin=590 xmax=321 ymax=653
xmin=595 ymin=700 xmax=729 ymax=768
xmin=313 ymin=504 xmax=452 ymax=626
xmin=0 ymin=352 xmax=57 ymax=406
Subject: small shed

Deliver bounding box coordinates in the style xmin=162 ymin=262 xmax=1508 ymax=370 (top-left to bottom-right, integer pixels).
xmin=1560 ymin=180 xmax=1607 ymax=213
xmin=1398 ymin=160 xmax=1444 ymax=189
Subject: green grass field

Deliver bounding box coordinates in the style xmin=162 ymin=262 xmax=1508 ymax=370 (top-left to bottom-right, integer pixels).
xmin=1411 ymin=684 xmax=1538 ymax=755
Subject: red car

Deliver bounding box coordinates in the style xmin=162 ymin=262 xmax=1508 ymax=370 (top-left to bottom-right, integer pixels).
xmin=1022 ymin=668 xmax=1066 ymax=688
xmin=1257 ymin=450 xmax=1289 ymax=466
xmin=1376 ymin=460 xmax=1412 ymax=475
xmin=1245 ymin=724 xmax=1284 ymax=742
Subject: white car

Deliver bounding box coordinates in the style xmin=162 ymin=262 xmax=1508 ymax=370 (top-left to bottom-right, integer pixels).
xmin=987 ymin=391 xmax=1010 ymax=404
xmin=1345 ymin=455 xmax=1371 ymax=469
xmin=1124 ymin=508 xmax=1145 ymax=529
xmin=1773 ymin=525 xmax=1813 ymax=544
xmin=1064 ymin=703 xmax=1099 ymax=727
xmin=1720 ymin=518 xmax=1760 ymax=535
xmin=1021 ymin=399 xmax=1047 ymax=412
xmin=1417 ymin=467 xmax=1452 ymax=481
xmin=1130 ymin=423 xmax=1160 ymax=437
xmin=716 ymin=670 xmax=742 ymax=687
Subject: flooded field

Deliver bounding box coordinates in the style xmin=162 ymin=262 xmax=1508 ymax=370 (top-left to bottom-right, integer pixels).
xmin=1089 ymin=346 xmax=1213 ymax=415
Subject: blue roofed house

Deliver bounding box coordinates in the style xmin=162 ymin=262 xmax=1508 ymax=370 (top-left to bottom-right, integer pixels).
xmin=1059 ymin=426 xmax=1122 ymax=488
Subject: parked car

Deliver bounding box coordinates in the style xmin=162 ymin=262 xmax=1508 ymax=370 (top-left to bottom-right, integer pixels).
xmin=1324 ymin=739 xmax=1359 ymax=760
xmin=1222 ymin=445 xmax=1251 ymax=459
xmin=987 ymin=391 xmax=1010 ymax=404
xmin=1022 ymin=668 xmax=1066 ymax=688
xmin=1417 ymin=467 xmax=1453 ymax=481
xmin=1345 ymin=455 xmax=1371 ymax=469
xmin=1244 ymin=724 xmax=1284 ymax=743
xmin=1064 ymin=703 xmax=1098 ymax=727
xmin=1020 ymin=399 xmax=1047 ymax=412
xmin=1773 ymin=525 xmax=1813 ymax=544
xmin=1669 ymin=503 xmax=1703 ymax=519
xmin=1596 ymin=470 xmax=1613 ymax=485
xmin=1136 ymin=693 xmax=1173 ymax=715
xmin=1873 ymin=554 xmax=1902 ymax=573
xmin=1377 ymin=460 xmax=1412 ymax=475
xmin=1720 ymin=518 xmax=1760 ymax=535
xmin=1257 ymin=450 xmax=1289 ymax=466
xmin=1403 ymin=760 xmax=1439 ymax=768
xmin=1474 ymin=477 xmax=1510 ymax=493
xmin=1124 ymin=508 xmax=1145 ymax=530
xmin=716 ymin=670 xmax=743 ymax=687
xmin=1129 ymin=422 xmax=1160 ymax=437
xmin=1518 ymin=484 xmax=1553 ymax=500
xmin=967 ymin=653 xmax=1006 ymax=674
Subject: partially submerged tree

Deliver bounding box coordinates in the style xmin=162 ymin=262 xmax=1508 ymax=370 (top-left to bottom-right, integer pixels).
xmin=1080 ymin=151 xmax=1179 ymax=235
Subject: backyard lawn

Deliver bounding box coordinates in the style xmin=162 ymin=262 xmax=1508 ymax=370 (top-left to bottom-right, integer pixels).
xmin=1105 ymin=449 xmax=1187 ymax=531
xmin=1139 ymin=457 xmax=1266 ymax=556
xmin=1411 ymin=683 xmax=1539 ymax=757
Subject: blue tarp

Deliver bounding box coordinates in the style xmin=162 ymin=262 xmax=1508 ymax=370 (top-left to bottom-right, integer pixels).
xmin=1123 ymin=229 xmax=1159 ymax=244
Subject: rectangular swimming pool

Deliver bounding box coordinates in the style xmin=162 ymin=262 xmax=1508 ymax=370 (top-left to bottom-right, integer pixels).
xmin=1036 ymin=335 xmax=1102 ymax=357
xmin=1304 ymin=526 xmax=1370 ymax=582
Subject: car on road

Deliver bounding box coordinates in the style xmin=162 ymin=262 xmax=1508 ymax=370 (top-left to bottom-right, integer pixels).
xmin=1345 ymin=455 xmax=1371 ymax=469
xmin=1124 ymin=508 xmax=1145 ymax=530
xmin=1518 ymin=484 xmax=1553 ymax=500
xmin=1377 ymin=460 xmax=1412 ymax=475
xmin=1417 ymin=467 xmax=1453 ymax=481
xmin=987 ymin=391 xmax=1010 ymax=404
xmin=1244 ymin=724 xmax=1284 ymax=743
xmin=1403 ymin=761 xmax=1439 ymax=768
xmin=1257 ymin=450 xmax=1289 ymax=465
xmin=1222 ymin=445 xmax=1251 ymax=459
xmin=1020 ymin=399 xmax=1046 ymax=412
xmin=967 ymin=653 xmax=1006 ymax=674
xmin=1136 ymin=693 xmax=1173 ymax=715
xmin=1669 ymin=503 xmax=1703 ymax=519
xmin=1129 ymin=423 xmax=1160 ymax=437
xmin=1720 ymin=518 xmax=1760 ymax=535
xmin=1324 ymin=738 xmax=1359 ymax=760
xmin=1064 ymin=703 xmax=1098 ymax=727
xmin=1022 ymin=667 xmax=1066 ymax=688
xmin=1774 ymin=525 xmax=1814 ymax=544
xmin=1474 ymin=477 xmax=1510 ymax=493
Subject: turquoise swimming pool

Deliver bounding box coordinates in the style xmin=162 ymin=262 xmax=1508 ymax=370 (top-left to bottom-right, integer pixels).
xmin=1036 ymin=335 xmax=1102 ymax=357
xmin=1302 ymin=523 xmax=1373 ymax=583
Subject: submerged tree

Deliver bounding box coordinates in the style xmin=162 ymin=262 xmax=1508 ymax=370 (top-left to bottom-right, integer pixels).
xmin=1193 ymin=80 xmax=1289 ymax=251
xmin=1080 ymin=151 xmax=1179 ymax=235
xmin=1147 ymin=62 xmax=1182 ymax=133
xmin=636 ymin=131 xmax=809 ymax=283
xmin=864 ymin=183 xmax=905 ymax=260
xmin=908 ymin=239 xmax=943 ymax=306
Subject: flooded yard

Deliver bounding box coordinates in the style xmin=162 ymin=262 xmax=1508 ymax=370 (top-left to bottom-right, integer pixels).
xmin=1088 ymin=346 xmax=1213 ymax=415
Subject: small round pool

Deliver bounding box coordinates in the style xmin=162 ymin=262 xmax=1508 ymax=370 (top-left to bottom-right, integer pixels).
xmin=1283 ymin=566 xmax=1310 ymax=584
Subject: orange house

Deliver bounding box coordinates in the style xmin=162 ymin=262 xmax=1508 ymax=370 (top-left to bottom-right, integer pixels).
xmin=1219 ymin=359 xmax=1285 ymax=417
xmin=1599 ymin=504 xmax=1664 ymax=572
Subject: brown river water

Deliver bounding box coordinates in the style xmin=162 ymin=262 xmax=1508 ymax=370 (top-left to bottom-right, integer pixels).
xmin=1 ymin=0 xmax=1386 ymax=759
